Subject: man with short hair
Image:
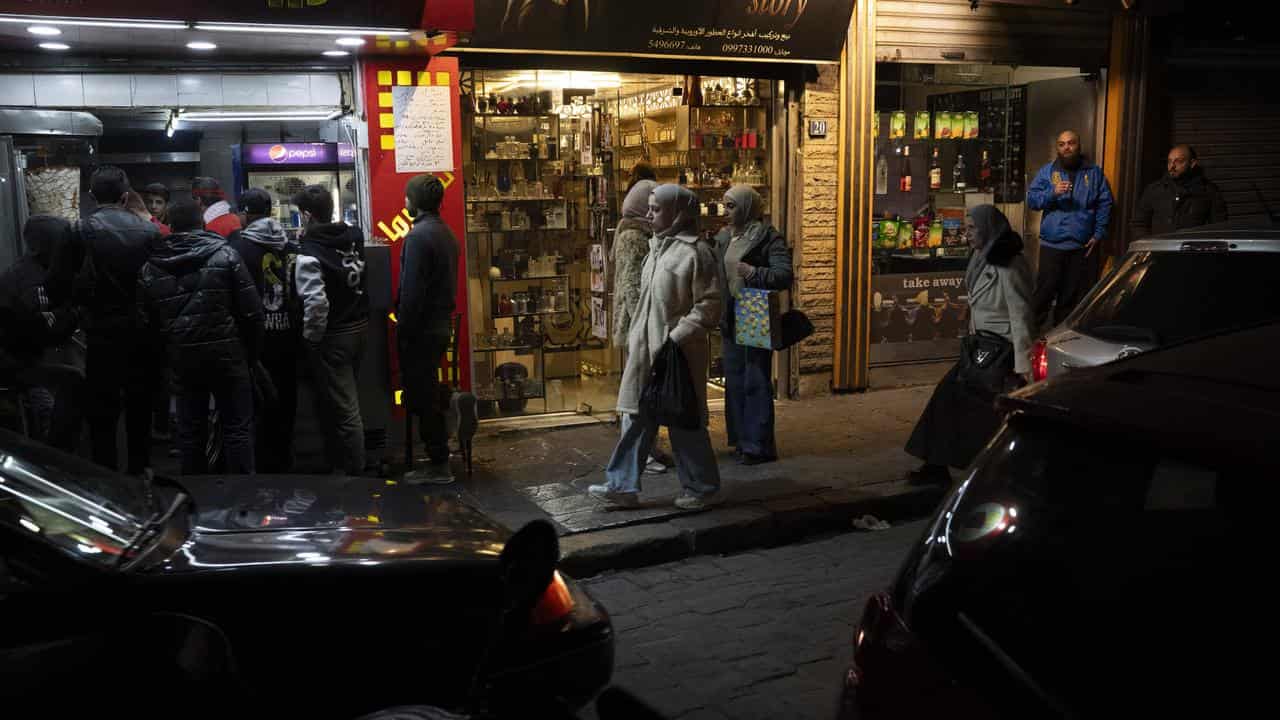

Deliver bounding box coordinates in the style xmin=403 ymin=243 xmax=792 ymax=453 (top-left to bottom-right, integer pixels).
xmin=1026 ymin=129 xmax=1115 ymax=328
xmin=46 ymin=165 xmax=161 ymax=474
xmin=1131 ymin=144 xmax=1227 ymax=238
xmin=142 ymin=183 xmax=170 ymax=224
xmin=137 ymin=199 xmax=263 ymax=475
xmin=398 ymin=175 xmax=457 ymax=476
xmin=191 ymin=176 xmax=242 ymax=238
xmin=293 ymin=184 xmax=369 ymax=475
xmin=228 ymin=188 xmax=301 ymax=472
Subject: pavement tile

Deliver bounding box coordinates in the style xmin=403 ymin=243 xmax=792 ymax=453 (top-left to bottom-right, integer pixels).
xmin=633 ymin=636 xmax=713 ymax=667
xmin=730 ymin=654 xmax=798 ymax=686
xmin=640 ymin=685 xmax=709 ymax=719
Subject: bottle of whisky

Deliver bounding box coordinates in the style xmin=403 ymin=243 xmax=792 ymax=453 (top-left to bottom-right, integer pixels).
xmin=899 ymin=145 xmax=913 ymax=193
xmin=979 ymin=149 xmax=993 ymax=192
xmin=953 ymin=153 xmax=967 ymax=192
xmin=929 ymin=147 xmax=942 ymax=190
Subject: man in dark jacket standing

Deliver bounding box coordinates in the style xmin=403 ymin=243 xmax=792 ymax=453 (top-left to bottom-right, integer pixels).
xmin=1131 ymin=144 xmax=1227 ymax=238
xmin=229 ymin=189 xmax=301 ymax=472
xmin=138 ymin=199 xmax=263 ymax=475
xmin=1026 ymin=130 xmax=1114 ymax=328
xmin=47 ymin=166 xmax=161 ymax=474
xmin=293 ymin=184 xmax=369 ymax=475
xmin=398 ymin=175 xmax=457 ymax=475
xmin=0 ymin=215 xmax=81 ymax=449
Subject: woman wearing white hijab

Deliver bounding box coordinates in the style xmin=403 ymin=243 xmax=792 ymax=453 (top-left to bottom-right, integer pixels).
xmin=589 ymin=184 xmax=723 ymax=510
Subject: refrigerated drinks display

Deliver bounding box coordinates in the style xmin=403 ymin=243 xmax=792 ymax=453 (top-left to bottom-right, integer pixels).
xmin=232 ymin=143 xmax=359 ymax=237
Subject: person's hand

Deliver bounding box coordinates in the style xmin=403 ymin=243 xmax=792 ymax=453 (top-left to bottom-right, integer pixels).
xmin=1054 ymin=180 xmax=1072 ymax=196
xmin=736 ymin=262 xmax=754 ymax=280
xmin=1084 ymin=236 xmax=1099 ymax=257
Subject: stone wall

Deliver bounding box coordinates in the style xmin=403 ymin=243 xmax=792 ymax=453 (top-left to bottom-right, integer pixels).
xmin=795 ymin=63 xmax=840 ymax=386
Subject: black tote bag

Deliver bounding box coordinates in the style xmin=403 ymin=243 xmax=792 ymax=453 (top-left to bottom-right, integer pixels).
xmin=640 ymin=339 xmax=701 ymax=430
xmin=956 ymin=330 xmax=1015 ymax=395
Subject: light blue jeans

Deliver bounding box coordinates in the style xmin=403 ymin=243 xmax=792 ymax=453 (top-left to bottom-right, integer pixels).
xmin=605 ymin=412 xmax=721 ymax=496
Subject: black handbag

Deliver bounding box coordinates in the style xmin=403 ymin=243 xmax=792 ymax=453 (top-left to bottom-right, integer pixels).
xmin=641 ymin=339 xmax=701 ymax=430
xmin=777 ymin=309 xmax=815 ymax=350
xmin=956 ymin=330 xmax=1015 ymax=394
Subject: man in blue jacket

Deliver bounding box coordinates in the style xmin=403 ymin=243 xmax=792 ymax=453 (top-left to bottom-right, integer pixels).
xmin=1026 ymin=130 xmax=1114 ymax=328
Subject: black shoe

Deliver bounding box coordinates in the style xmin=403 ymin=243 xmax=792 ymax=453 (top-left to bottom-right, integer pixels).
xmin=907 ymin=464 xmax=951 ymax=486
xmin=739 ymin=453 xmax=777 ymax=466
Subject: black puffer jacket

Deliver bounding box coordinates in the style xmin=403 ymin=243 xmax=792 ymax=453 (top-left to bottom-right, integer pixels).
xmin=1131 ymin=167 xmax=1228 ymax=237
xmin=137 ymin=230 xmax=264 ymax=375
xmin=46 ymin=206 xmax=159 ymax=338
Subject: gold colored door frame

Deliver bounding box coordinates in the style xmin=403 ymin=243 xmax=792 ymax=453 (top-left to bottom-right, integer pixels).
xmin=833 ymin=0 xmax=876 ymax=391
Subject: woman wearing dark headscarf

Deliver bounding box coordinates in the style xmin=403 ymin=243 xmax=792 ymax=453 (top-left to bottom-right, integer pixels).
xmin=905 ymin=204 xmax=1035 ymax=485
xmin=714 ymin=184 xmax=792 ymax=464
xmin=589 ymin=184 xmax=723 ymax=510
xmin=612 ymin=179 xmax=658 ymax=347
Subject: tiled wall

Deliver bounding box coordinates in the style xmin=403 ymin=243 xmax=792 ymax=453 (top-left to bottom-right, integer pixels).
xmin=0 ymin=72 xmax=342 ymax=108
xmin=796 ymin=63 xmax=840 ymax=383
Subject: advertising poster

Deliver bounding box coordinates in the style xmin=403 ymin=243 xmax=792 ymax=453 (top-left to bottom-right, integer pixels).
xmin=871 ymin=271 xmax=970 ymax=345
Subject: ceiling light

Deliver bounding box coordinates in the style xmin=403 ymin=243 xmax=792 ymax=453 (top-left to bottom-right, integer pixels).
xmin=178 ymin=109 xmax=341 ymax=122
xmin=335 ymin=37 xmax=366 ymax=47
xmin=323 ymin=50 xmax=350 ymax=57
xmin=187 ymin=41 xmax=217 ymax=51
xmin=26 ymin=25 xmax=61 ymax=36
xmin=39 ymin=42 xmax=70 ymax=51
xmin=194 ymin=22 xmax=410 ymax=36
xmin=0 ymin=15 xmax=187 ymax=30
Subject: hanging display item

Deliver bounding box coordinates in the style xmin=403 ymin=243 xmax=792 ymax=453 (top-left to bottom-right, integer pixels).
xmin=913 ymin=111 xmax=931 ymax=140
xmin=889 ymin=111 xmax=907 ymax=140
xmin=934 ymin=111 xmax=951 ymax=140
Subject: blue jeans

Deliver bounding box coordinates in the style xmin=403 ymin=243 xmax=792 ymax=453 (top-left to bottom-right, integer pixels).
xmin=722 ymin=335 xmax=777 ymax=458
xmin=604 ymin=412 xmax=720 ymax=496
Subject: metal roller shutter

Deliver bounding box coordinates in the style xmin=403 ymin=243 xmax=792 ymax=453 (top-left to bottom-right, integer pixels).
xmin=1171 ymin=91 xmax=1280 ymax=224
xmin=875 ymin=0 xmax=1111 ymax=68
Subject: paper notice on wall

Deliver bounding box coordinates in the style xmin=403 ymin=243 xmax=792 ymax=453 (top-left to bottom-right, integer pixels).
xmin=392 ymin=84 xmax=453 ymax=173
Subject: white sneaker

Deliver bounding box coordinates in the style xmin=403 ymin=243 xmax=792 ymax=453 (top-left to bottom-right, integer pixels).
xmin=674 ymin=491 xmax=721 ymax=511
xmin=588 ymin=484 xmax=639 ymax=508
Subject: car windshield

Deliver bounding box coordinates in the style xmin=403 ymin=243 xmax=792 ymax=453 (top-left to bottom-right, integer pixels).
xmin=908 ymin=418 xmax=1246 ymax=717
xmin=1072 ymin=250 xmax=1280 ymax=345
xmin=0 ymin=429 xmax=149 ymax=564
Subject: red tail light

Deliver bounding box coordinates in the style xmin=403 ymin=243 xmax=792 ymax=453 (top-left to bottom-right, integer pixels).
xmin=1031 ymin=339 xmax=1049 ymax=382
xmin=530 ymin=571 xmax=575 ymax=625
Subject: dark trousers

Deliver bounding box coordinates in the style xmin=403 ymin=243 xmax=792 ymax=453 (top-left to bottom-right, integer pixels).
xmin=399 ymin=333 xmax=450 ymax=464
xmin=48 ymin=377 xmax=83 ymax=453
xmin=256 ymin=343 xmax=299 ymax=473
xmin=1033 ymin=245 xmax=1091 ymax=329
xmin=306 ymin=327 xmax=366 ymax=475
xmin=85 ymin=338 xmax=156 ymax=474
xmin=721 ymin=334 xmax=777 ymax=459
xmin=177 ymin=367 xmax=254 ymax=475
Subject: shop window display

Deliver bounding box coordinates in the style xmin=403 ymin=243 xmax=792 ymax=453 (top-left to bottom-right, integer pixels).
xmin=462 ymin=70 xmax=774 ymax=418
xmin=871 ymin=63 xmax=1091 ymax=366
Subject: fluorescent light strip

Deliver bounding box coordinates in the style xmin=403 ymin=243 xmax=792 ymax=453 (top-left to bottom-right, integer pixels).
xmin=0 ymin=15 xmax=187 ymax=30
xmin=180 ymin=110 xmax=338 ymax=118
xmin=180 ymin=115 xmax=337 ymax=122
xmin=195 ymin=22 xmax=411 ymax=36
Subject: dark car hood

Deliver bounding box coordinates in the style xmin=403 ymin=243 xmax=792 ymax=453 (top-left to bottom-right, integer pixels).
xmin=157 ymin=474 xmax=509 ymax=572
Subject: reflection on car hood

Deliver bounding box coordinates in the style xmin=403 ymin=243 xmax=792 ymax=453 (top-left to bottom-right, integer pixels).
xmin=158 ymin=474 xmax=508 ymax=572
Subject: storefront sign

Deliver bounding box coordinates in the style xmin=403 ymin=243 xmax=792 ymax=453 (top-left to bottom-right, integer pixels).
xmin=242 ymin=143 xmax=355 ymax=166
xmin=0 ymin=1 xmax=428 ymax=28
xmin=362 ymin=58 xmax=471 ymax=397
xmin=807 ymin=118 xmax=828 ymax=138
xmin=463 ymin=0 xmax=854 ymax=63
xmin=871 ymin=271 xmax=969 ymax=346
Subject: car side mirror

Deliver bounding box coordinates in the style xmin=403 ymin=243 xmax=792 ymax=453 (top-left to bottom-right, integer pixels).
xmin=498 ymin=519 xmax=559 ymax=615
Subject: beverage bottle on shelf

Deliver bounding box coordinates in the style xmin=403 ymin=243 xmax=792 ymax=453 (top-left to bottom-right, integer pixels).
xmin=953 ymin=153 xmax=967 ymax=192
xmin=898 ymin=145 xmax=913 ymax=193
xmin=979 ymin=149 xmax=993 ymax=192
xmin=875 ymin=150 xmax=888 ymax=195
xmin=929 ymin=147 xmax=942 ymax=190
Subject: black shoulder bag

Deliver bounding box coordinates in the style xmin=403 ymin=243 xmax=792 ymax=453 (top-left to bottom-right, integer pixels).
xmin=957 ymin=330 xmax=1014 ymax=395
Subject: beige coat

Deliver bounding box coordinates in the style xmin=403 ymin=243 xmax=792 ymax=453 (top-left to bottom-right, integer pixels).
xmin=615 ymin=231 xmax=721 ymax=423
xmin=967 ymin=254 xmax=1036 ymax=374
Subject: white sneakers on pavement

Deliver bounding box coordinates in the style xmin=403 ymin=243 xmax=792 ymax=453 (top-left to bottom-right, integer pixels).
xmin=673 ymin=492 xmax=721 ymax=511
xmin=588 ymin=484 xmax=640 ymax=508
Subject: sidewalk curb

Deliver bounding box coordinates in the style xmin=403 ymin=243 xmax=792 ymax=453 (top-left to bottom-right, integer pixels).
xmin=558 ymin=483 xmax=947 ymax=578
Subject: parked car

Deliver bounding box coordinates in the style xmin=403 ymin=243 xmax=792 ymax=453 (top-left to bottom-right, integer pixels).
xmin=0 ymin=430 xmax=614 ymax=718
xmin=840 ymin=321 xmax=1271 ymax=719
xmin=1033 ymin=225 xmax=1280 ymax=380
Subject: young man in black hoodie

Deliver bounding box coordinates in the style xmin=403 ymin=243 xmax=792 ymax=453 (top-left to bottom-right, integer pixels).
xmin=46 ymin=166 xmax=160 ymax=474
xmin=398 ymin=175 xmax=457 ymax=475
xmin=0 ymin=215 xmax=81 ymax=449
xmin=229 ymin=189 xmax=301 ymax=472
xmin=137 ymin=199 xmax=264 ymax=475
xmin=293 ymin=184 xmax=369 ymax=475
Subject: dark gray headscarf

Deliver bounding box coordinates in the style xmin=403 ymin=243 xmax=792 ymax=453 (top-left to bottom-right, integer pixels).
xmin=724 ymin=184 xmax=765 ymax=230
xmin=651 ymin=183 xmax=699 ymax=239
xmin=622 ymin=179 xmax=658 ymax=222
xmin=965 ymin=204 xmax=1021 ymax=294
